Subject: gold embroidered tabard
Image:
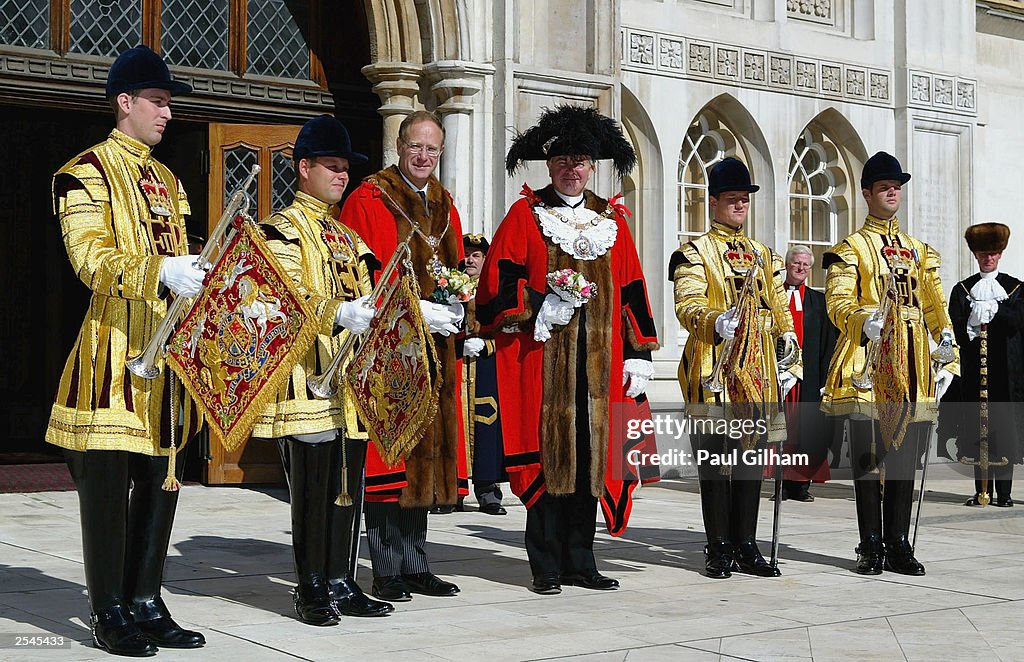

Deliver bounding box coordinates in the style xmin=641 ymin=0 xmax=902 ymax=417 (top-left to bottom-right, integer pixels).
xmin=46 ymin=129 xmax=198 ymax=454
xmin=821 ymin=215 xmax=960 ymax=421
xmin=672 ymin=222 xmax=801 ymax=418
xmin=253 ymin=190 xmax=373 ymax=439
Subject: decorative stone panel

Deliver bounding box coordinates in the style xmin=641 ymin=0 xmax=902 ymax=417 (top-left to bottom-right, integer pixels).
xmin=906 ymin=69 xmax=978 ymax=117
xmin=620 ymin=27 xmax=894 ymax=108
xmin=741 ymin=50 xmax=767 ymax=85
xmin=787 ymin=0 xmax=835 ymax=27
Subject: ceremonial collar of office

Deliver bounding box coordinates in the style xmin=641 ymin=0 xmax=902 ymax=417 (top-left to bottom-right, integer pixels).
xmin=109 ymin=128 xmax=151 ymax=161
xmin=863 ymin=215 xmax=902 ymax=236
xmin=531 ymin=187 xmax=617 ymax=260
xmin=708 ymin=220 xmax=746 ymax=239
xmin=293 ymin=190 xmax=334 ymax=219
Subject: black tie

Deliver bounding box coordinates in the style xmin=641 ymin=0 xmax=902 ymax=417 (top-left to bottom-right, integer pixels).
xmin=418 ymin=190 xmax=428 ymax=212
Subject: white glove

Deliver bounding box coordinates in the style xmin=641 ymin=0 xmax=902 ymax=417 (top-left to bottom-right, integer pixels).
xmin=419 ymin=300 xmax=461 ymax=336
xmin=335 ymin=295 xmax=375 ymax=334
xmin=160 ymin=255 xmax=206 ymax=298
xmin=863 ymin=311 xmax=884 ymax=342
xmin=463 ymin=337 xmax=486 ymax=357
xmin=778 ymin=371 xmax=798 ymax=399
xmin=534 ymin=293 xmax=575 ymax=342
xmin=445 ymin=301 xmax=465 ymax=326
xmin=935 ymin=368 xmax=954 ymax=401
xmin=623 ymin=359 xmax=655 ymax=399
xmin=714 ymin=308 xmax=739 ymax=340
xmin=968 ymin=300 xmax=998 ymax=328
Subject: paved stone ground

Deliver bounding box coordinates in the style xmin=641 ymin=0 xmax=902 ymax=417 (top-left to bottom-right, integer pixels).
xmin=2 ymin=467 xmax=1023 ymax=661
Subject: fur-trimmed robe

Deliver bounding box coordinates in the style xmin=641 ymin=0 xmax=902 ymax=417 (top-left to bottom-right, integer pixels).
xmin=338 ymin=165 xmax=468 ymax=508
xmin=475 ymin=185 xmax=659 ymax=535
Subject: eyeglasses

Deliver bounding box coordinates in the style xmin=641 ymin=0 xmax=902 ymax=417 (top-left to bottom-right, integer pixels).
xmin=400 ymin=139 xmax=443 ymax=158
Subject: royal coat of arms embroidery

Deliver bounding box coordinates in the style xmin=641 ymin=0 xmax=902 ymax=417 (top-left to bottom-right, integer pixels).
xmin=166 ymin=220 xmax=318 ymax=452
xmin=344 ymin=272 xmax=441 ymax=466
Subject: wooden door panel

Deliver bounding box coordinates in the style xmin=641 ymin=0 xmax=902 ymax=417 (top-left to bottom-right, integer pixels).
xmin=204 ymin=122 xmax=301 ymax=486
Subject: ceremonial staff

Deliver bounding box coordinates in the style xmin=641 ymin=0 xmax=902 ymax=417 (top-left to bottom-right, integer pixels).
xmin=957 ymin=317 xmax=1009 ymax=507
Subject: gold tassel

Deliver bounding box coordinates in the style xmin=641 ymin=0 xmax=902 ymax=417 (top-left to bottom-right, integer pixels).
xmin=162 ymin=442 xmax=181 ymax=492
xmin=162 ymin=375 xmax=182 ymax=492
xmin=335 ymin=437 xmax=353 ymax=506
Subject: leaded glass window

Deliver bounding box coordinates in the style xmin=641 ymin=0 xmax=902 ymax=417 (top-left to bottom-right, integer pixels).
xmin=162 ymin=0 xmax=229 ymax=70
xmin=271 ymin=149 xmax=295 ymax=212
xmin=246 ymin=0 xmax=310 ymax=79
xmin=224 ymin=146 xmax=260 ymax=208
xmin=678 ymin=113 xmax=749 ymax=242
xmin=0 ymin=0 xmax=49 ymax=49
xmin=70 ymin=0 xmax=141 ymax=57
xmin=787 ymin=129 xmax=845 ymax=287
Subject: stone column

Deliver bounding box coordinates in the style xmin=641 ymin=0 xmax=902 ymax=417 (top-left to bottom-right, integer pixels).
xmin=360 ymin=62 xmax=424 ymax=167
xmin=424 ymin=61 xmax=492 ymax=231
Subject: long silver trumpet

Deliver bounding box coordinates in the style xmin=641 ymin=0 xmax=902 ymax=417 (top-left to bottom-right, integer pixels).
xmin=306 ymin=232 xmax=414 ymax=400
xmin=127 ymin=164 xmax=261 ymax=379
xmin=703 ymin=248 xmax=763 ymax=393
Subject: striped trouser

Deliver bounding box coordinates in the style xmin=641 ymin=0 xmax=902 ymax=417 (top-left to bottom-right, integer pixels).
xmin=363 ymin=502 xmax=430 ymax=577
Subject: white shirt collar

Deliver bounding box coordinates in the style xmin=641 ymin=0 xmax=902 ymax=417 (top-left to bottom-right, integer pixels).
xmin=980 ymin=270 xmax=1000 ymax=280
xmin=554 ymin=191 xmax=584 ymax=208
xmin=398 ymin=169 xmax=429 ymax=197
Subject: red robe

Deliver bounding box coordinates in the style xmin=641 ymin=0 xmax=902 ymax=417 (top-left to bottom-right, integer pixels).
xmin=338 ymin=166 xmax=468 ymax=507
xmin=475 ymin=185 xmax=659 ymax=535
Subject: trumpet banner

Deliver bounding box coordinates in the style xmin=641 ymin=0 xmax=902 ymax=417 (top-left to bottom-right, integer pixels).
xmin=725 ymin=293 xmax=769 ymax=450
xmin=344 ymin=275 xmax=441 ymax=467
xmin=166 ymin=221 xmax=318 ymax=452
xmin=874 ymin=287 xmax=911 ymax=450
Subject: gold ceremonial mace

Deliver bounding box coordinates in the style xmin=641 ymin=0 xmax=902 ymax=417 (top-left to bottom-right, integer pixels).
xmin=959 ymin=321 xmax=1008 ymax=505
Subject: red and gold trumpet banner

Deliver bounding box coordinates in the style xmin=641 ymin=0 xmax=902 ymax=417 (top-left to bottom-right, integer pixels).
xmin=344 ymin=274 xmax=440 ymax=466
xmin=167 ymin=220 xmax=318 ymax=452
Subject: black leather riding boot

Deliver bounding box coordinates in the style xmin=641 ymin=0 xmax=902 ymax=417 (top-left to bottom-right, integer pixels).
xmin=730 ymin=477 xmax=779 ymax=577
xmin=123 ymin=454 xmax=205 ymax=648
xmin=287 ymin=438 xmax=340 ymax=625
xmin=698 ymin=476 xmax=733 ymax=579
xmin=853 ymin=478 xmax=884 ymax=574
xmin=326 ymin=438 xmax=391 ymax=617
xmin=882 ymin=479 xmax=925 ymax=575
xmin=65 ymin=450 xmax=155 ymax=656
xmin=849 ymin=419 xmax=885 ymax=574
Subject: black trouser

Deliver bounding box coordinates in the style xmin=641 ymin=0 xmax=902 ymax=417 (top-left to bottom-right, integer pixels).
xmin=364 ymin=503 xmax=429 ymax=577
xmin=972 ymin=465 xmax=1013 ymax=499
xmin=695 ymin=433 xmax=766 ymax=547
xmin=64 ymin=449 xmax=183 ymax=615
xmin=848 ymin=419 xmax=926 ymax=544
xmin=525 ymin=490 xmax=598 ymax=578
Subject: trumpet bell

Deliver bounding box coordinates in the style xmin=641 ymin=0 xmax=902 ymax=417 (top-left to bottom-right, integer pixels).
xmin=126 ymin=356 xmax=161 ymax=380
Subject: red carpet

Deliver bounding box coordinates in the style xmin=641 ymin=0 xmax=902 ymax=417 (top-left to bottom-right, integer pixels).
xmin=0 ymin=463 xmax=75 ymax=493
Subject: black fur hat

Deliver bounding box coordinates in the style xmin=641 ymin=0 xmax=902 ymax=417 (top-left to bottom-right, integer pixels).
xmin=294 ymin=115 xmax=368 ymax=164
xmin=708 ymin=157 xmax=759 ymax=196
xmin=505 ymin=105 xmax=636 ymax=178
xmin=861 ymin=151 xmax=911 ymax=190
xmin=106 ymin=45 xmax=192 ymax=98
